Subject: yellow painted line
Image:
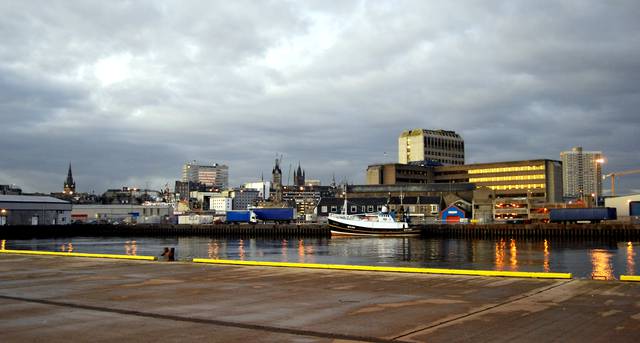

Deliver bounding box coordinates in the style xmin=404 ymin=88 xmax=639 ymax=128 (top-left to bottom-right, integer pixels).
xmin=192 ymin=258 xmax=571 ymax=279
xmin=620 ymin=275 xmax=640 ymax=282
xmin=0 ymin=249 xmax=157 ymax=261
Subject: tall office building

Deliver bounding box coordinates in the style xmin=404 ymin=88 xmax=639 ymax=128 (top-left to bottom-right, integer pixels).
xmin=181 ymin=162 xmax=229 ymax=189
xmin=560 ymin=147 xmax=603 ymax=199
xmin=398 ymin=129 xmax=464 ymax=165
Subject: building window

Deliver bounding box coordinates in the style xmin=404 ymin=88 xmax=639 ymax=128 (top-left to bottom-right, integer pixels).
xmin=351 ymin=205 xmax=357 ymax=213
xmin=331 ymin=206 xmax=337 ymax=213
xmin=367 ymin=205 xmax=374 ymax=212
xmin=430 ymin=204 xmax=439 ymax=214
xmin=362 ymin=206 xmax=366 ymax=212
xmin=321 ymin=206 xmax=328 ymax=213
xmin=377 ymin=205 xmax=382 ymax=211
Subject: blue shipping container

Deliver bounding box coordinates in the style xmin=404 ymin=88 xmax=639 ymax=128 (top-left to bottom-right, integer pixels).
xmin=549 ymin=208 xmax=617 ymax=223
xmin=252 ymin=208 xmax=295 ymax=222
xmin=226 ymin=210 xmax=252 ymax=223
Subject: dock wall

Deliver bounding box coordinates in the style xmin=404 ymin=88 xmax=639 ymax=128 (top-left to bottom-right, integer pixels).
xmin=1 ymin=223 xmax=639 ymax=239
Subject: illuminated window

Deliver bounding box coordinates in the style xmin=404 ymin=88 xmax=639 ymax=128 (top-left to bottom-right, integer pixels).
xmin=468 ymin=165 xmax=545 ymax=174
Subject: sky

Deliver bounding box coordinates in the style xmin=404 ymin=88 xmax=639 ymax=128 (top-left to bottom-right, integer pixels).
xmin=1 ymin=1 xmax=639 ymax=195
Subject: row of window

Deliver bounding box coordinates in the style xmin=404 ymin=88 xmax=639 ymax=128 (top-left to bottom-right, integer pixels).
xmin=487 ymin=183 xmax=546 ymax=190
xmin=469 ymin=174 xmax=546 ymax=182
xmin=468 ymin=165 xmax=545 ymax=174
xmin=322 ymin=204 xmax=440 ymax=214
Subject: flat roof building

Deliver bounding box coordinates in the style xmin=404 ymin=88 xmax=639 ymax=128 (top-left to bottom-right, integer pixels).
xmin=560 ymin=146 xmax=603 ymax=200
xmin=182 ymin=162 xmax=229 ymax=189
xmin=366 ymin=159 xmax=563 ymax=203
xmin=398 ymin=129 xmax=464 ymax=165
xmin=0 ymin=195 xmax=72 ymax=226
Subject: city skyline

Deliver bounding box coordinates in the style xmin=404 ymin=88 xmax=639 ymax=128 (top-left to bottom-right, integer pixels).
xmin=1 ymin=1 xmax=639 ymax=194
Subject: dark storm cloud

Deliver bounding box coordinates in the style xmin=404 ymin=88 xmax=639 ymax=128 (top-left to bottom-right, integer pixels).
xmin=1 ymin=1 xmax=639 ymax=194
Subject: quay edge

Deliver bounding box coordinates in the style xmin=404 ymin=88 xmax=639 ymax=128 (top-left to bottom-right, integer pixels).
xmin=0 ymin=223 xmax=639 ymax=239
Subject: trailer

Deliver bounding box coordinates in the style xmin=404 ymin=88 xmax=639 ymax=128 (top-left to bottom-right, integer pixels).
xmin=549 ymin=207 xmax=617 ymax=223
xmin=251 ymin=207 xmax=296 ymax=223
xmin=225 ymin=210 xmax=257 ymax=224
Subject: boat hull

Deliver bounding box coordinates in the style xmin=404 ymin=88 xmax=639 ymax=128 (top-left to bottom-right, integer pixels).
xmin=328 ymin=218 xmax=422 ymax=237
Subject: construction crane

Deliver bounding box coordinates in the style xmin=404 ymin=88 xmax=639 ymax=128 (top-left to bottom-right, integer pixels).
xmin=603 ymin=169 xmax=640 ymax=196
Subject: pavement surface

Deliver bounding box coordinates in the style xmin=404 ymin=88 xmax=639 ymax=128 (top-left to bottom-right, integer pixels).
xmin=0 ymin=254 xmax=639 ymax=342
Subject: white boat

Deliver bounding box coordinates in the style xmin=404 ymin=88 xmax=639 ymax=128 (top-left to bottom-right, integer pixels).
xmin=328 ymin=198 xmax=421 ymax=236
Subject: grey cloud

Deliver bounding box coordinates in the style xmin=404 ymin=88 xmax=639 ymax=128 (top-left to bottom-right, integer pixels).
xmin=0 ymin=1 xmax=639 ymax=194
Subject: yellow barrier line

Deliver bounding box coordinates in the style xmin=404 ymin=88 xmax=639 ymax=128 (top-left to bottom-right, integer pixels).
xmin=0 ymin=249 xmax=157 ymax=261
xmin=620 ymin=275 xmax=640 ymax=282
xmin=192 ymin=258 xmax=571 ymax=279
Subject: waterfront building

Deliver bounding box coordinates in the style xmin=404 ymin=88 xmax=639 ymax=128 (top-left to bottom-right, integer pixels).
xmin=604 ymin=194 xmax=640 ymax=221
xmin=210 ymin=196 xmax=233 ymax=214
xmin=230 ymin=188 xmax=260 ymax=210
xmin=367 ymin=163 xmax=434 ymax=185
xmin=63 ymin=163 xmax=76 ymax=195
xmin=182 ymin=161 xmax=229 ymax=189
xmin=367 ymin=159 xmax=563 ymax=203
xmin=71 ymin=204 xmax=172 ymax=224
xmin=434 ymin=159 xmax=564 ymax=203
xmin=398 ymin=129 xmax=465 ymax=165
xmin=0 ymin=195 xmax=72 ymax=225
xmin=174 ymin=181 xmax=208 ymax=201
xmin=560 ymin=146 xmax=604 ymax=200
xmin=316 ymin=195 xmax=442 ymax=224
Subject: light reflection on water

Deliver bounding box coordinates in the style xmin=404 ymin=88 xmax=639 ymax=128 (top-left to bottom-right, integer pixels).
xmin=1 ymin=237 xmax=639 ymax=279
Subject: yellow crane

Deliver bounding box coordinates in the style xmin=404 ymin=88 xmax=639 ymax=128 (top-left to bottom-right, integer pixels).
xmin=603 ymin=169 xmax=640 ymax=196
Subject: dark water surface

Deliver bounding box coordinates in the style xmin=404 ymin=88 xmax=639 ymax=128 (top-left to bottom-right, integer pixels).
xmin=2 ymin=236 xmax=638 ymax=279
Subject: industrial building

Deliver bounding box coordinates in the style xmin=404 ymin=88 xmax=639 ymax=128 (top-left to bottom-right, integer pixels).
xmin=604 ymin=194 xmax=640 ymax=221
xmin=398 ymin=129 xmax=465 ymax=165
xmin=71 ymin=204 xmax=173 ymax=224
xmin=315 ymin=196 xmax=443 ymax=223
xmin=182 ymin=161 xmax=229 ymax=189
xmin=560 ymin=146 xmax=604 ymax=200
xmin=0 ymin=195 xmax=72 ymax=225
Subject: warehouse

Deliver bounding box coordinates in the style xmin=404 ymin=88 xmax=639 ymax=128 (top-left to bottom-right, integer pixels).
xmin=0 ymin=195 xmax=72 ymax=226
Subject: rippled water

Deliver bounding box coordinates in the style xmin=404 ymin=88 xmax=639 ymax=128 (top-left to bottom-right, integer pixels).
xmin=2 ymin=236 xmax=638 ymax=279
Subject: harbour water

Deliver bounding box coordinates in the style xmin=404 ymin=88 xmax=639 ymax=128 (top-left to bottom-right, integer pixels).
xmin=2 ymin=237 xmax=638 ymax=279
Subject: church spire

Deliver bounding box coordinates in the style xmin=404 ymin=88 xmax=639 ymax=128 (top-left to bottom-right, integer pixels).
xmin=64 ymin=163 xmax=76 ymax=195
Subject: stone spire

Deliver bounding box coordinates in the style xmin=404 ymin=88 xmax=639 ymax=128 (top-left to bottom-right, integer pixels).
xmin=64 ymin=163 xmax=76 ymax=195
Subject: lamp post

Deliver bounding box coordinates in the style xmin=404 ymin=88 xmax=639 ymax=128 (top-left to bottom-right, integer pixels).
xmin=1 ymin=209 xmax=7 ymax=226
xmin=594 ymin=158 xmax=605 ymax=207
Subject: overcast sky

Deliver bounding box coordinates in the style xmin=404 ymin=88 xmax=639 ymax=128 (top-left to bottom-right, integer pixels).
xmin=1 ymin=1 xmax=639 ymax=195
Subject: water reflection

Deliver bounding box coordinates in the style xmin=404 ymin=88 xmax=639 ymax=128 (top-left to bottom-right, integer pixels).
xmin=591 ymin=249 xmax=614 ymax=280
xmin=60 ymin=243 xmax=73 ymax=253
xmin=495 ymin=239 xmax=506 ymax=270
xmin=1 ymin=239 xmax=5 ymax=250
xmin=543 ymin=240 xmax=550 ymax=273
xmin=510 ymin=239 xmax=518 ymax=270
xmin=208 ymin=240 xmax=220 ymax=259
xmin=124 ymin=240 xmax=137 ymax=256
xmin=627 ymin=242 xmax=635 ymax=276
xmin=2 ymin=236 xmax=639 ymax=279
xmin=238 ymin=239 xmax=245 ymax=260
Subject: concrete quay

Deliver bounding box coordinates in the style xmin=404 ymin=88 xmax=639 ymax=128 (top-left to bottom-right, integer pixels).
xmin=1 ymin=255 xmax=639 ymax=342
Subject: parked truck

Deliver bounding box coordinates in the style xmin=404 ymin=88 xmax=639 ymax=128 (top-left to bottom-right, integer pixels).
xmin=252 ymin=207 xmax=296 ymax=223
xmin=225 ymin=208 xmax=296 ymax=224
xmin=549 ymin=207 xmax=617 ymax=223
xmin=225 ymin=210 xmax=257 ymax=224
